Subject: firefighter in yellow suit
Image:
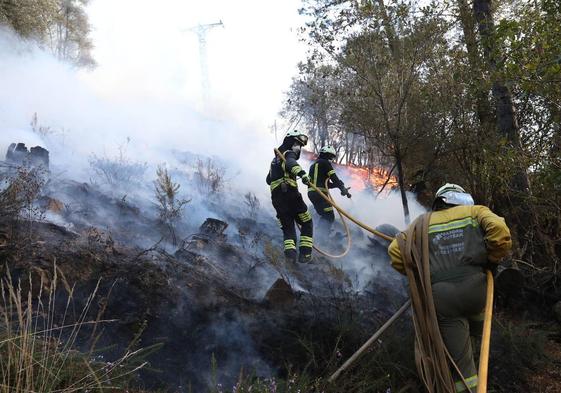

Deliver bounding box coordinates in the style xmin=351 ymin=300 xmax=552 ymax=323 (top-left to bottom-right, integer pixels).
xmin=388 ymin=183 xmax=512 ymax=392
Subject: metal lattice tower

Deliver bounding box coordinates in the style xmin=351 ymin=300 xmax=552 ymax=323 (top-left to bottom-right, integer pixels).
xmin=188 ymin=20 xmax=224 ymax=103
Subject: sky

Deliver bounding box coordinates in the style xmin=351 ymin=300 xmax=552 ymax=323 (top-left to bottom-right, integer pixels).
xmin=81 ymin=0 xmax=308 ymax=131
xmin=0 ymin=0 xmax=310 ymax=203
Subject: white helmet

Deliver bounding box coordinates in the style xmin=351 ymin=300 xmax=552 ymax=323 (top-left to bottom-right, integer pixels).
xmin=320 ymin=145 xmax=336 ymax=157
xmin=434 ymin=183 xmax=474 ymax=206
xmin=285 ymin=130 xmax=308 ymax=146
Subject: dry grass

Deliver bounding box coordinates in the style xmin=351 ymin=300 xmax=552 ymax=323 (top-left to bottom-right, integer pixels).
xmin=88 ymin=142 xmax=148 ymax=189
xmin=154 ymin=165 xmax=190 ymax=245
xmin=243 ymin=192 xmax=261 ymax=219
xmin=0 ymin=166 xmax=45 ymax=222
xmin=194 ymin=158 xmax=227 ymax=195
xmin=0 ymin=262 xmax=147 ymax=392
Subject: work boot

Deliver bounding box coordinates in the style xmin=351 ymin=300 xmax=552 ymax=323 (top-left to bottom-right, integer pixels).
xmin=285 ymin=250 xmax=297 ymax=265
xmin=298 ymin=253 xmax=313 ymax=264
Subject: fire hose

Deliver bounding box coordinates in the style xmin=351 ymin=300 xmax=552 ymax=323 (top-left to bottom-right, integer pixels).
xmin=273 ymin=148 xmax=494 ymax=391
xmin=328 ymin=267 xmax=493 ymax=393
xmin=309 ymin=178 xmax=352 ymax=258
xmin=328 ymin=271 xmax=494 ymax=392
xmin=274 ymin=148 xmax=393 ymax=243
xmin=477 ymin=270 xmax=494 ymax=393
xmin=274 ymin=148 xmax=352 ymax=258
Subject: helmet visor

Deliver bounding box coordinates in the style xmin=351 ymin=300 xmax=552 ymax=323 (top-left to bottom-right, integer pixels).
xmin=296 ymin=135 xmax=308 ymax=146
xmin=440 ymin=191 xmax=474 ymax=206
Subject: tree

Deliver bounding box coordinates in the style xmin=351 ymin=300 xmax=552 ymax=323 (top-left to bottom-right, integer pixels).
xmin=452 ymin=0 xmax=559 ymax=258
xmin=288 ymin=0 xmax=561 ymax=269
xmin=282 ymin=62 xmax=344 ymax=154
xmin=0 ymin=0 xmax=95 ymax=67
xmin=296 ymin=0 xmax=450 ymax=223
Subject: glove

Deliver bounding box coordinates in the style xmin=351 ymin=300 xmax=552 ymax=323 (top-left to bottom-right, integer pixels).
xmin=340 ymin=186 xmax=352 ymax=198
xmin=301 ymin=174 xmax=311 ymax=186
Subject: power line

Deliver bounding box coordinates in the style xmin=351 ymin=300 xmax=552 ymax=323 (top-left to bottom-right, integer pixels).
xmin=185 ymin=20 xmax=224 ymax=104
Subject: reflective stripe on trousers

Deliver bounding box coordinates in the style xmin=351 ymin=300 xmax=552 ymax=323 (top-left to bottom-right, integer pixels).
xmin=299 ymin=235 xmax=313 ymax=248
xmin=455 ymin=374 xmax=477 ymax=392
xmin=284 ymin=239 xmax=296 ymax=251
xmin=298 ymin=211 xmax=312 ymax=223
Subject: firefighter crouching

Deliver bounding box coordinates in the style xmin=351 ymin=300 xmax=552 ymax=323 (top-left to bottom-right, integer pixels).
xmin=388 ymin=183 xmax=512 ymax=392
xmin=266 ymin=130 xmax=314 ymax=264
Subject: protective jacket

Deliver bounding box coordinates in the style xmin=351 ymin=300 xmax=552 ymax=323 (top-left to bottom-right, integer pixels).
xmin=388 ymin=204 xmax=511 ymax=392
xmin=266 ymin=146 xmax=306 ymax=195
xmin=308 ymin=157 xmax=345 ymax=193
xmin=388 ymin=205 xmax=511 ymax=281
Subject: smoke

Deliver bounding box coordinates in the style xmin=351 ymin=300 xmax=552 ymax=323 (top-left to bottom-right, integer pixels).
xmin=344 ymin=190 xmax=427 ymax=291
xmin=0 ymin=27 xmax=274 ymax=198
xmin=200 ymin=313 xmax=273 ymax=388
xmin=0 ymin=13 xmax=422 ymax=391
xmin=0 ymin=26 xmax=284 ymax=258
xmin=0 ymin=24 xmax=427 ymax=279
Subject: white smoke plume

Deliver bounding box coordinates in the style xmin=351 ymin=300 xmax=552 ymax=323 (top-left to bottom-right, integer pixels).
xmin=0 ymin=24 xmax=424 ymax=291
xmin=0 ymin=25 xmax=277 ymax=197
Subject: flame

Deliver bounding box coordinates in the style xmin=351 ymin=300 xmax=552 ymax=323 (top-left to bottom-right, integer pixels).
xmin=336 ymin=163 xmax=397 ymax=193
xmin=302 ymin=150 xmax=396 ymax=193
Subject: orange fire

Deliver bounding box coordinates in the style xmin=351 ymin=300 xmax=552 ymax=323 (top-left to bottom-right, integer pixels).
xmin=336 ymin=163 xmax=397 ymax=193
xmin=302 ymin=150 xmax=396 ymax=193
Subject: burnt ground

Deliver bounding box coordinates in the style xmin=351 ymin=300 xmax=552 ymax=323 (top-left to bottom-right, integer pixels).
xmin=0 ymin=178 xmax=407 ymax=392
xmin=2 ymin=163 xmax=561 ymax=392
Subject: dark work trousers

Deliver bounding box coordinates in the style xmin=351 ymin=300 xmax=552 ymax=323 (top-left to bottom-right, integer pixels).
xmin=308 ymin=190 xmax=334 ymax=238
xmin=271 ymin=189 xmax=313 ymax=259
xmin=432 ymin=272 xmax=487 ymax=393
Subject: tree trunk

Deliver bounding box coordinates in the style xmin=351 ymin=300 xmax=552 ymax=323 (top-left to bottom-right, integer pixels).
xmin=473 ymin=0 xmax=523 ymax=146
xmin=349 ymin=133 xmax=356 ymax=165
xmin=376 ymin=0 xmax=399 ymax=62
xmin=473 ymin=0 xmax=536 ymax=253
xmin=457 ymin=0 xmax=495 ymax=134
xmin=377 ymin=0 xmax=410 ymax=224
xmin=473 ymin=0 xmax=531 ymax=193
xmin=395 ymin=150 xmax=410 ymax=224
xmin=319 ymin=112 xmax=328 ymax=148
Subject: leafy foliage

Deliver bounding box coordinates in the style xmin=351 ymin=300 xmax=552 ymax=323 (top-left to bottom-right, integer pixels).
xmin=0 ymin=0 xmax=95 ymax=67
xmin=286 ymin=0 xmax=561 ymax=268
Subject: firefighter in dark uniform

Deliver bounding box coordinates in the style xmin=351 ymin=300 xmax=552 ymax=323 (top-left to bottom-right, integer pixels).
xmin=266 ymin=130 xmax=314 ymax=263
xmin=307 ymin=146 xmax=351 ymax=238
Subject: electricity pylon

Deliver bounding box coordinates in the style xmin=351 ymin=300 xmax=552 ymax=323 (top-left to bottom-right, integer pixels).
xmin=188 ymin=21 xmax=224 ymax=103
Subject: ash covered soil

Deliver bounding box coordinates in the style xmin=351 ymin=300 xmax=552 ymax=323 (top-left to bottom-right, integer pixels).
xmin=0 ymin=154 xmax=408 ymax=391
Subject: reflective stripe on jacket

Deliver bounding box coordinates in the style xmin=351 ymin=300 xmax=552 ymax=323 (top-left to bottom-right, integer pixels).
xmin=266 ymin=149 xmax=304 ymax=192
xmin=308 ymin=158 xmax=344 ymax=192
xmin=388 ymin=205 xmax=512 ymax=277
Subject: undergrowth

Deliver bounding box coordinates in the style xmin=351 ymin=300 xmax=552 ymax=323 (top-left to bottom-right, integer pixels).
xmin=206 ymin=298 xmax=419 ymax=393
xmin=489 ymin=314 xmax=550 ymax=392
xmin=205 ymin=308 xmax=552 ymax=393
xmin=0 ymin=263 xmax=149 ymax=392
